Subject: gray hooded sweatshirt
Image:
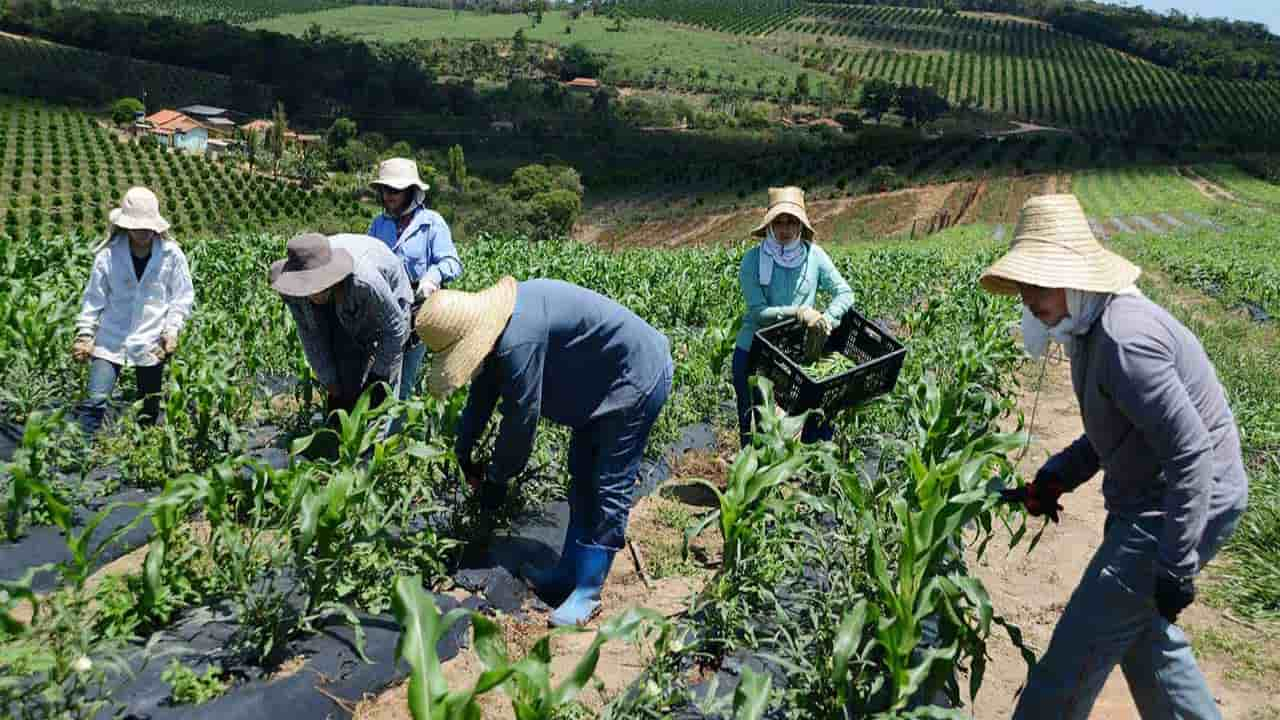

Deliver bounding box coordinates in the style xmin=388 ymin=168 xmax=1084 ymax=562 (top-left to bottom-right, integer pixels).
xmin=1045 ymin=294 xmax=1249 ymax=581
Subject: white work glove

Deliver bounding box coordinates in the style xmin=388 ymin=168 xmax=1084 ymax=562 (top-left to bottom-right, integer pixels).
xmin=416 ymin=280 xmax=440 ymax=301
xmin=72 ymin=335 xmax=95 ymax=363
xmin=795 ymin=307 xmax=829 ymax=334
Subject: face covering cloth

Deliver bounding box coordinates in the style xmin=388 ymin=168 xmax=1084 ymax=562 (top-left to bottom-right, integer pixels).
xmin=758 ymin=227 xmax=807 ymax=285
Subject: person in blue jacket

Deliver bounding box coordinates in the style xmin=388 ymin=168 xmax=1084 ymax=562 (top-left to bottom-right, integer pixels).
xmin=414 ymin=277 xmax=673 ymax=627
xmin=734 ymin=186 xmax=855 ymax=448
xmin=367 ymin=158 xmax=462 ymax=404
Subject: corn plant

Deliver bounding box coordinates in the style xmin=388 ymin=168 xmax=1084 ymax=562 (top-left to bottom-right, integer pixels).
xmin=391 ymin=575 xmax=510 ymax=720
xmin=862 ymin=430 xmax=1031 ymax=712
xmin=2 ymin=410 xmax=72 ymax=541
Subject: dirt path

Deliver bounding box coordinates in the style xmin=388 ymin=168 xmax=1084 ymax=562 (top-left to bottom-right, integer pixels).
xmin=1177 ymin=167 xmax=1238 ymax=203
xmin=969 ymin=350 xmax=1278 ymax=719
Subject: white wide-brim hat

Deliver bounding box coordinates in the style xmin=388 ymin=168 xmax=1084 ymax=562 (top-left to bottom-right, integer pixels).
xmin=415 ymin=277 xmax=518 ymax=398
xmin=110 ymin=186 xmax=170 ymax=233
xmin=751 ymin=186 xmax=815 ymax=239
xmin=980 ymin=194 xmax=1141 ymax=296
xmin=370 ymin=157 xmax=429 ymax=193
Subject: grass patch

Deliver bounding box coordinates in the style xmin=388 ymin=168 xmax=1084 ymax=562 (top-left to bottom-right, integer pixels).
xmin=1188 ymin=623 xmax=1280 ymax=683
xmin=251 ymin=8 xmax=829 ymax=92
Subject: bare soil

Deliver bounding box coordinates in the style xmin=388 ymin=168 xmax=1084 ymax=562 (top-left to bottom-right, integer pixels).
xmin=1178 ymin=166 xmax=1239 ymax=203
xmin=969 ymin=348 xmax=1279 ymax=718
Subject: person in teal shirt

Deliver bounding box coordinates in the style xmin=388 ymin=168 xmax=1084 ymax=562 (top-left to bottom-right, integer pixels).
xmin=733 ymin=186 xmax=855 ymax=447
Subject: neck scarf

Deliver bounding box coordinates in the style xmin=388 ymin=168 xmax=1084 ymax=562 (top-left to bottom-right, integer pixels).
xmin=758 ymin=228 xmax=807 ymax=285
xmin=1020 ymin=285 xmax=1143 ymax=358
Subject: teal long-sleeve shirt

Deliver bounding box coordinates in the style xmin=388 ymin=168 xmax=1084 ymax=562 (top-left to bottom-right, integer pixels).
xmin=735 ymin=243 xmax=855 ymax=352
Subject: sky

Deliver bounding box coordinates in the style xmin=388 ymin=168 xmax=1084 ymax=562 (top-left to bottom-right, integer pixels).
xmin=1117 ymin=0 xmax=1279 ymax=34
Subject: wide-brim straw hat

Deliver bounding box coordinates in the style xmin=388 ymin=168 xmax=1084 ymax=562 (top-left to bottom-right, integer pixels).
xmin=110 ymin=187 xmax=170 ymax=233
xmin=979 ymin=194 xmax=1141 ymax=295
xmin=269 ymin=233 xmax=354 ymax=297
xmin=370 ymin=157 xmax=429 ymax=193
xmin=416 ymin=276 xmax=518 ymax=398
xmin=751 ymin=186 xmax=815 ymax=238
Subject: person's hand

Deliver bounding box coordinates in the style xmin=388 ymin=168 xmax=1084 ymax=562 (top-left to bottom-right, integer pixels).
xmin=796 ymin=306 xmax=824 ymax=329
xmin=1155 ymin=574 xmax=1195 ymax=624
xmin=816 ymin=314 xmax=835 ymax=336
xmin=72 ymin=335 xmax=94 ymax=363
xmin=1001 ymin=467 xmax=1067 ymax=522
xmin=161 ymin=333 xmax=179 ymax=356
xmin=417 ymin=280 xmax=439 ymax=301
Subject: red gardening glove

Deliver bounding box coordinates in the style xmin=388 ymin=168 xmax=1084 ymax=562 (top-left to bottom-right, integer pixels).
xmin=1002 ymin=468 xmax=1066 ymax=523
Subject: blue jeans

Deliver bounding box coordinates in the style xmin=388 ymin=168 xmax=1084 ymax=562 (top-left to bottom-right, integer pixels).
xmin=399 ymin=342 xmax=426 ymax=402
xmin=1013 ymin=502 xmax=1246 ymax=720
xmin=731 ymin=348 xmax=833 ymax=449
xmin=78 ymin=358 xmax=166 ymax=436
xmin=568 ymin=361 xmax=672 ymax=551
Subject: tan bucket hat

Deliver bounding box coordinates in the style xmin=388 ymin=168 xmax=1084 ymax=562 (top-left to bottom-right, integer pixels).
xmin=109 ymin=187 xmax=170 ymax=233
xmin=979 ymin=194 xmax=1141 ymax=296
xmin=751 ymin=186 xmax=815 ymax=238
xmin=415 ymin=276 xmax=518 ymax=398
xmin=370 ymin=157 xmax=429 ymax=193
xmin=269 ymin=233 xmax=354 ymax=298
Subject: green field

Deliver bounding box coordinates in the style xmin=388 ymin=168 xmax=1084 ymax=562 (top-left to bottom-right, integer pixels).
xmin=252 ymin=7 xmax=831 ymax=91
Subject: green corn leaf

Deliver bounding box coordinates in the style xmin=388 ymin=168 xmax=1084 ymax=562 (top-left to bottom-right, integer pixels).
xmin=732 ymin=665 xmax=772 ymax=720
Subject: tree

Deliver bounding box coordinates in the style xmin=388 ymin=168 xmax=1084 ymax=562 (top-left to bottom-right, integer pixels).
xmin=110 ymin=97 xmax=144 ymax=125
xmin=512 ymin=28 xmax=527 ymax=53
xmin=239 ymin=127 xmax=262 ymax=173
xmin=858 ymin=78 xmax=897 ymax=124
xmin=895 ymin=85 xmax=950 ymax=127
xmin=448 ymin=144 xmax=467 ymax=192
xmin=528 ymin=189 xmax=580 ymax=240
xmin=324 ymin=117 xmax=357 ymax=159
xmin=268 ymin=102 xmax=288 ymax=178
xmin=794 ymin=72 xmax=811 ymax=103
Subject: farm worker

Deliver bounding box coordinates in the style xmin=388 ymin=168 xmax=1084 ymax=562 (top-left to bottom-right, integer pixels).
xmin=368 ymin=158 xmax=462 ymax=406
xmin=414 ymin=277 xmax=673 ymax=627
xmin=270 ymin=232 xmax=412 ymax=420
xmin=72 ymin=187 xmax=194 ymax=436
xmin=733 ymin=186 xmax=854 ymax=448
xmin=980 ymin=194 xmax=1248 ymax=720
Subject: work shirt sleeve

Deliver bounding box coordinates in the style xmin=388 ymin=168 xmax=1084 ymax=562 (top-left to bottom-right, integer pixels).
xmin=353 ymin=273 xmax=409 ymax=378
xmin=1107 ymin=336 xmax=1215 ymax=580
xmin=1043 ymin=434 xmax=1101 ymax=491
xmin=455 ymin=361 xmax=501 ymax=464
xmin=163 ymin=247 xmax=196 ymax=337
xmin=288 ymin=300 xmax=339 ymax=388
xmin=816 ymin=251 xmax=855 ymax=325
xmin=421 ymin=220 xmax=462 ymax=290
xmin=488 ymin=341 xmax=545 ymax=484
xmin=75 ymin=253 xmax=111 ymax=336
xmin=739 ymin=254 xmax=796 ymax=326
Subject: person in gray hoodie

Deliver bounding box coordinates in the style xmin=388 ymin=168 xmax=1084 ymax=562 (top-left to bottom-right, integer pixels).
xmin=270 ymin=233 xmax=412 ymax=418
xmin=980 ymin=194 xmax=1248 ymax=720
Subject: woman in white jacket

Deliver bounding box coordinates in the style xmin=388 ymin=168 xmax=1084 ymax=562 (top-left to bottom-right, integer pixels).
xmin=72 ymin=187 xmax=195 ymax=436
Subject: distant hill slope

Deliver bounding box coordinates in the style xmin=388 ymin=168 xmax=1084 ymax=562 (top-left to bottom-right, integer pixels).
xmin=619 ymin=1 xmax=1280 ymax=143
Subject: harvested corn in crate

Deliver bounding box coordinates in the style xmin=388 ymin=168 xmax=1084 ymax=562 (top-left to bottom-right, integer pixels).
xmin=748 ymin=309 xmax=906 ymax=419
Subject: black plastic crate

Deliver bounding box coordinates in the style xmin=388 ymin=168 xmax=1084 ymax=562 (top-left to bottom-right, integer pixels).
xmin=747 ymin=309 xmax=906 ymax=419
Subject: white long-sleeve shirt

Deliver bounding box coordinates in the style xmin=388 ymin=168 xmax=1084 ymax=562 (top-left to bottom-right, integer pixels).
xmin=75 ymin=234 xmax=195 ymax=367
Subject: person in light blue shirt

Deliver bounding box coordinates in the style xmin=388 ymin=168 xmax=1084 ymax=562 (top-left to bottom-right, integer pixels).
xmin=734 ymin=186 xmax=854 ymax=448
xmin=367 ymin=158 xmax=462 ymax=406
xmin=414 ymin=277 xmax=672 ymax=627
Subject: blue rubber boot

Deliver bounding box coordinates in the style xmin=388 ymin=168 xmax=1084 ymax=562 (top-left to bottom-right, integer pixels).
xmin=521 ymin=519 xmax=583 ymax=606
xmin=549 ymin=542 xmax=615 ymax=627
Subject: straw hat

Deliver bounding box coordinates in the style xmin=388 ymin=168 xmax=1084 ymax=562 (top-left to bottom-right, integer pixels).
xmin=415 ymin=276 xmax=518 ymax=398
xmin=109 ymin=187 xmax=170 ymax=233
xmin=979 ymin=194 xmax=1140 ymax=295
xmin=269 ymin=233 xmax=354 ymax=298
xmin=751 ymin=186 xmax=815 ymax=238
xmin=370 ymin=157 xmax=430 ymax=193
